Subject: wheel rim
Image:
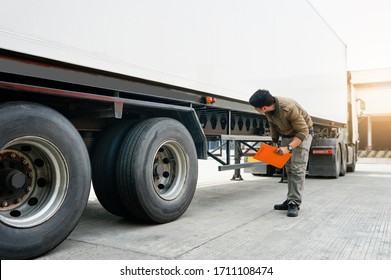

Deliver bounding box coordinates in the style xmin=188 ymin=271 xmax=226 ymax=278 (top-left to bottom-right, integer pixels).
xmin=0 ymin=136 xmax=69 ymax=228
xmin=152 ymin=140 xmax=188 ymax=201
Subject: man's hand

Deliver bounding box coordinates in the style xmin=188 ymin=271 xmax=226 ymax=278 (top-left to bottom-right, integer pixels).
xmin=275 ymin=146 xmax=290 ymax=155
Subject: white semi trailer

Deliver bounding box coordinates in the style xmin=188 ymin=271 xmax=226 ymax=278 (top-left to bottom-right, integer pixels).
xmin=0 ymin=0 xmax=358 ymax=259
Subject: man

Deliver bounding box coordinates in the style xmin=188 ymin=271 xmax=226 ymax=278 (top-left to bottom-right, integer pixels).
xmin=249 ymin=89 xmax=313 ymax=217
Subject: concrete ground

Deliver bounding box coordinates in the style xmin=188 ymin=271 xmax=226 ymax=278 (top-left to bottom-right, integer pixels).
xmin=39 ymin=158 xmax=391 ymax=260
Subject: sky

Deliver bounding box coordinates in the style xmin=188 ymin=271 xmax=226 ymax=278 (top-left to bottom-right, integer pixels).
xmin=308 ymin=0 xmax=391 ymax=71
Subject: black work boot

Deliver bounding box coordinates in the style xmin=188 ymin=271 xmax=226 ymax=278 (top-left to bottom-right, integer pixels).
xmin=274 ymin=200 xmax=289 ymax=210
xmin=287 ymin=203 xmax=299 ymax=217
xmin=274 ymin=200 xmax=300 ymax=211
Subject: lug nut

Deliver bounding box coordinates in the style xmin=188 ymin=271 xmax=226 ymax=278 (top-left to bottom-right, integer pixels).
xmin=1 ymin=201 xmax=8 ymax=207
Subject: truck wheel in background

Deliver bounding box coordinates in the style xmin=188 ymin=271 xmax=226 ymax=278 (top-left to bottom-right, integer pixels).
xmin=116 ymin=118 xmax=198 ymax=223
xmin=347 ymin=145 xmax=357 ymax=172
xmin=339 ymin=144 xmax=347 ymax=176
xmin=92 ymin=122 xmax=135 ymax=218
xmin=0 ymin=102 xmax=91 ymax=259
xmin=332 ymin=144 xmax=342 ymax=178
xmin=267 ymin=165 xmax=277 ymax=176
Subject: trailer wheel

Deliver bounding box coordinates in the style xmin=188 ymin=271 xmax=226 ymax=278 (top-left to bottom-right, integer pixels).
xmin=116 ymin=118 xmax=198 ymax=223
xmin=0 ymin=102 xmax=90 ymax=259
xmin=92 ymin=122 xmax=135 ymax=217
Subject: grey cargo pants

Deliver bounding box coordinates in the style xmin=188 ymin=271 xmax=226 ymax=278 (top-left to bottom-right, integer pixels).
xmin=281 ymin=134 xmax=312 ymax=206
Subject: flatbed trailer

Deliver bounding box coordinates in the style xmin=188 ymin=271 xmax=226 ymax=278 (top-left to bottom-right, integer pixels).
xmin=0 ymin=0 xmax=358 ymax=259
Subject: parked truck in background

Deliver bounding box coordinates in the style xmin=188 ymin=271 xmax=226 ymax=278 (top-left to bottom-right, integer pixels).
xmin=0 ymin=0 xmax=358 ymax=259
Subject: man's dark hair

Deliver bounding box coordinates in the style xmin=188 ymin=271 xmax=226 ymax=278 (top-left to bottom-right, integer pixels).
xmin=249 ymin=89 xmax=274 ymax=108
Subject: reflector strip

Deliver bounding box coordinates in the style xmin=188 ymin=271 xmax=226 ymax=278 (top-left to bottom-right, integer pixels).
xmin=312 ymin=148 xmax=333 ymax=155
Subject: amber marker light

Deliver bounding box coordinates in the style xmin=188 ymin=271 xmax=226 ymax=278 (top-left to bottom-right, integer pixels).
xmin=205 ymin=96 xmax=216 ymax=104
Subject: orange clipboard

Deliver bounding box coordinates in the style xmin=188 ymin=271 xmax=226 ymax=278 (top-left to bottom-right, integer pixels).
xmin=253 ymin=143 xmax=292 ymax=169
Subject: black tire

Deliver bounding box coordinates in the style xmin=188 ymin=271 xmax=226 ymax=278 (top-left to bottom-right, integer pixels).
xmin=347 ymin=146 xmax=357 ymax=172
xmin=332 ymin=144 xmax=341 ymax=179
xmin=0 ymin=102 xmax=91 ymax=259
xmin=267 ymin=165 xmax=276 ymax=176
xmin=340 ymin=144 xmax=347 ymax=176
xmin=92 ymin=122 xmax=135 ymax=217
xmin=116 ymin=118 xmax=198 ymax=223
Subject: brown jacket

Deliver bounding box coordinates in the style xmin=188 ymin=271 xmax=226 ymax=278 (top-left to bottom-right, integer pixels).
xmin=265 ymin=96 xmax=313 ymax=142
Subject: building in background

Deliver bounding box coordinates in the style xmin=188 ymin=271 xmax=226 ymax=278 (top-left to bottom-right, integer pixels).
xmin=350 ymin=68 xmax=391 ymax=157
